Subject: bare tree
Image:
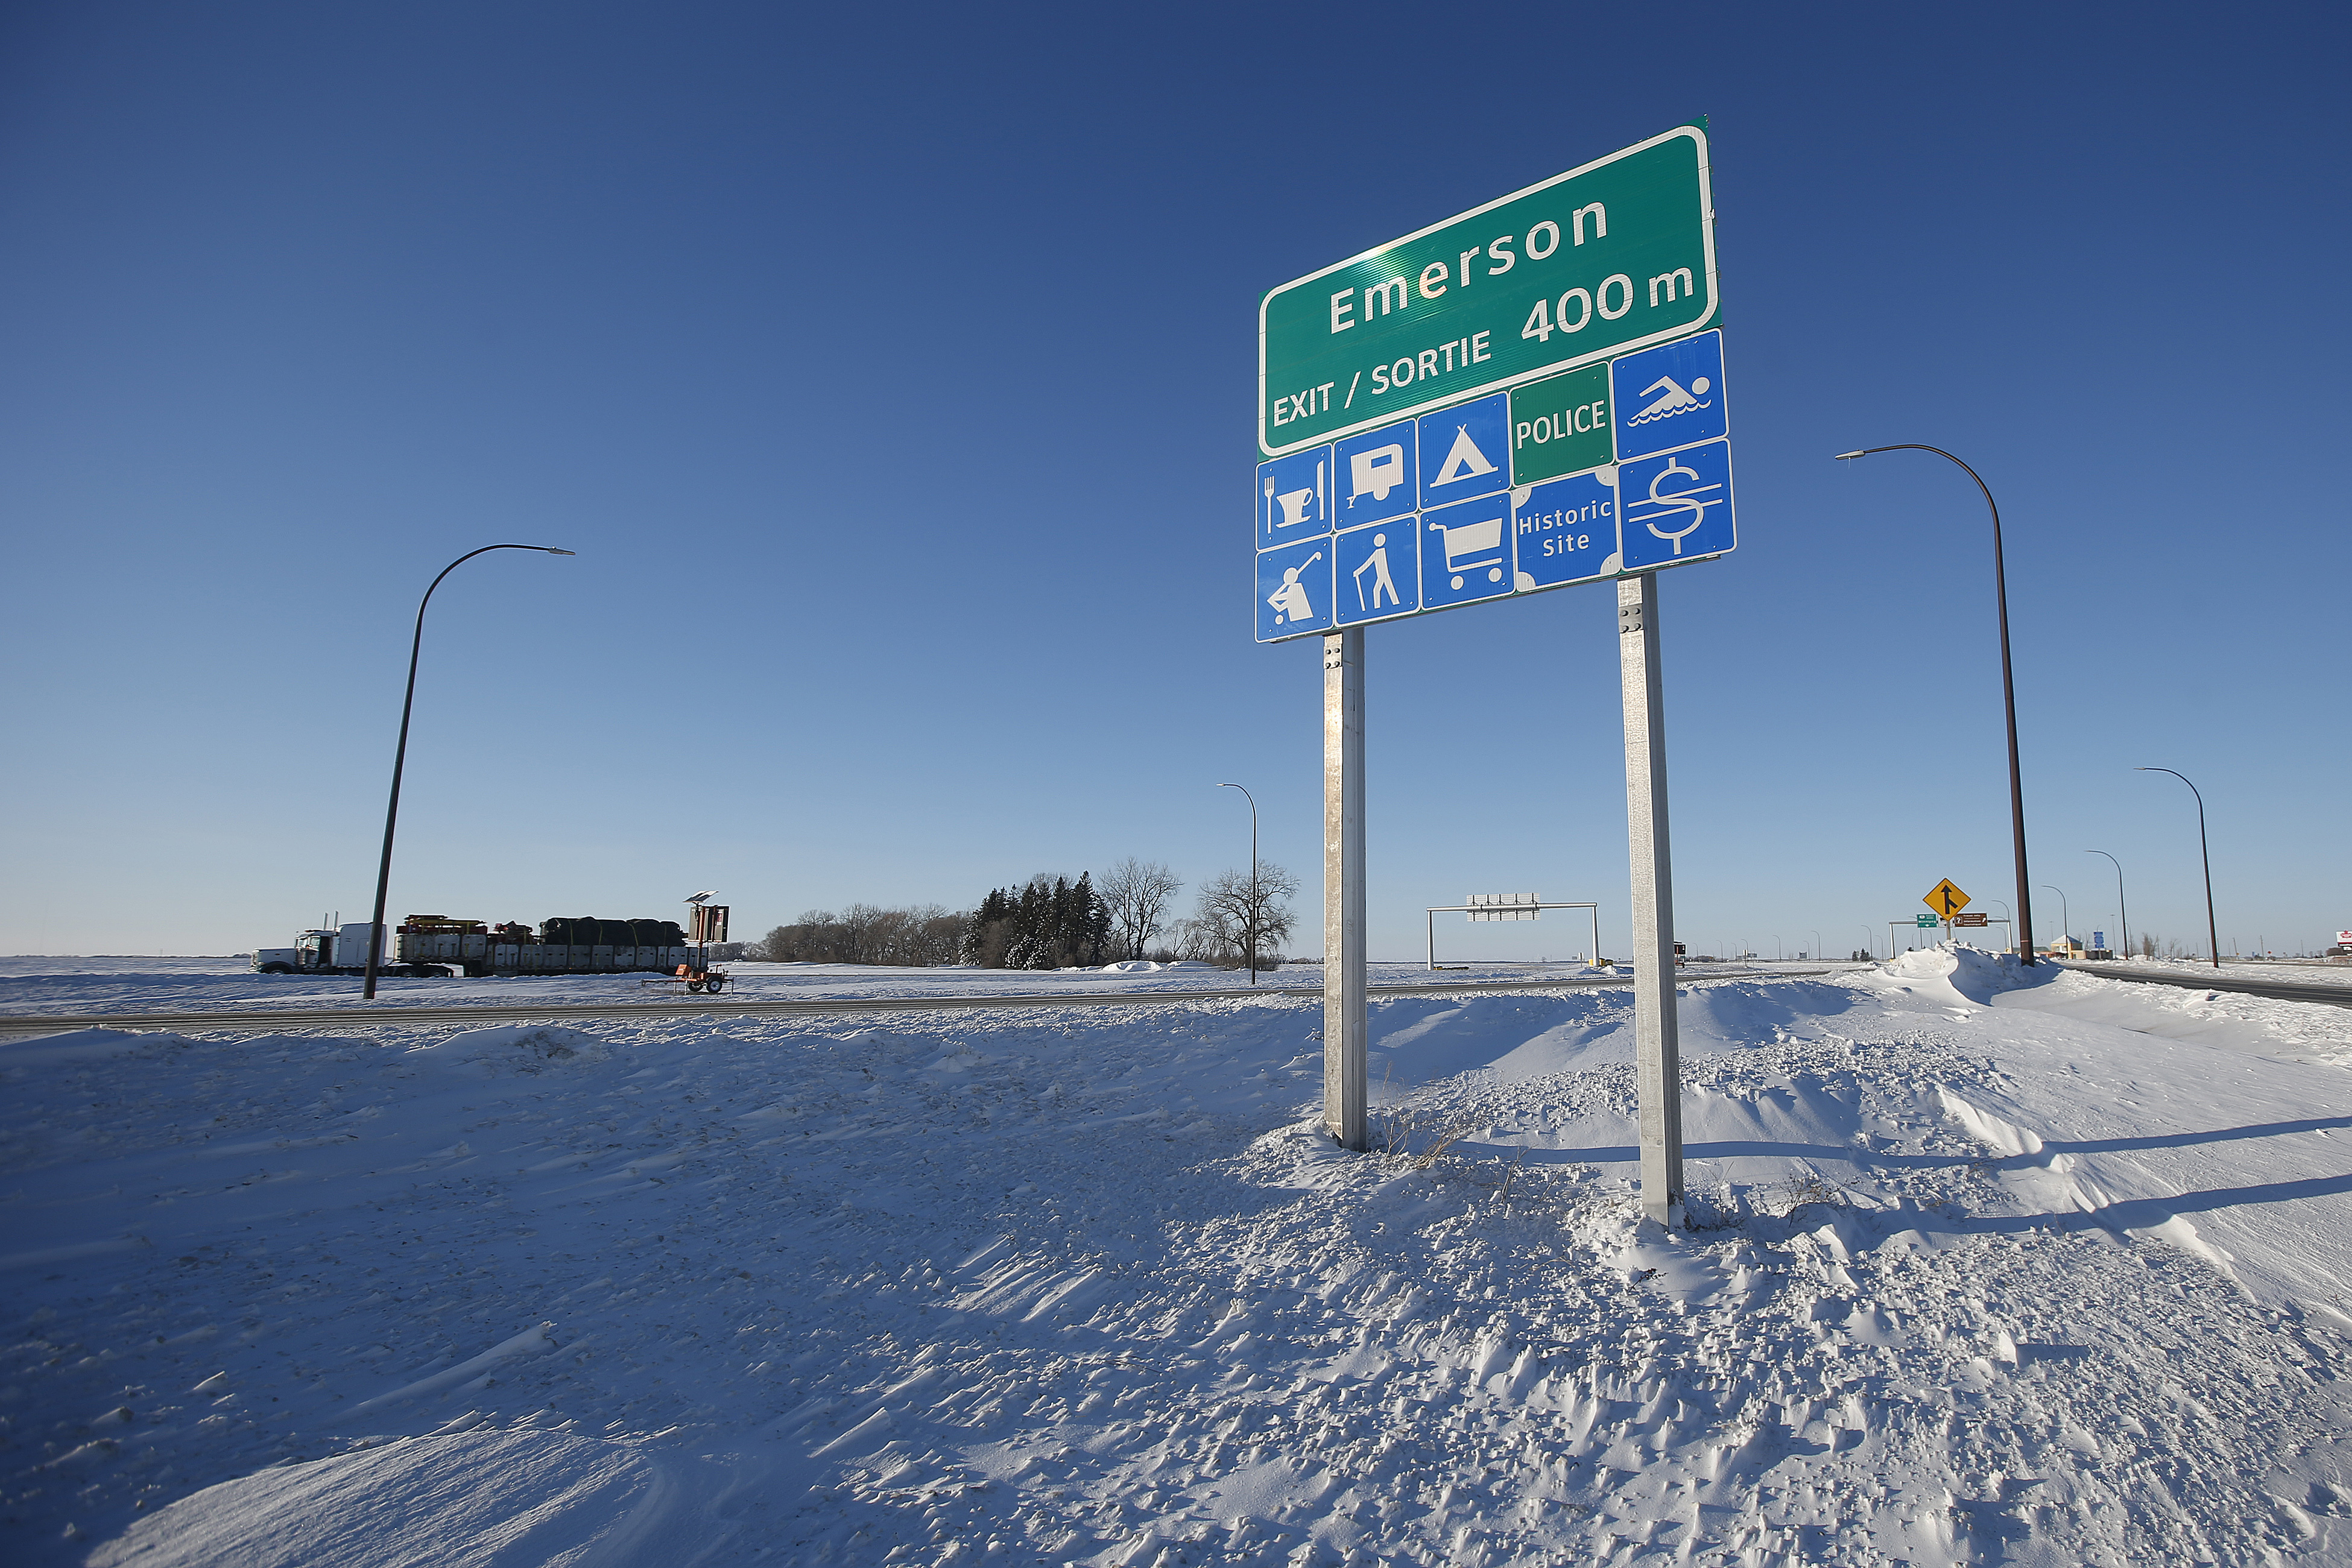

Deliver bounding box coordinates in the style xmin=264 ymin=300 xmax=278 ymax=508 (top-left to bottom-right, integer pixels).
xmin=758 ymin=903 xmax=965 ymax=966
xmin=1187 ymin=861 xmax=1300 ymax=969
xmin=1099 ymin=858 xmax=1184 ymax=961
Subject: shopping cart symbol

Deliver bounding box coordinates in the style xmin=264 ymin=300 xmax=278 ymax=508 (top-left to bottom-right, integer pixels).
xmin=1427 ymin=513 xmax=1505 ymax=590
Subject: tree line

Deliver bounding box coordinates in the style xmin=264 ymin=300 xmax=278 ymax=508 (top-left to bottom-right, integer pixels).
xmin=755 ymin=903 xmax=963 ymax=966
xmin=751 ymin=855 xmax=1298 ymax=972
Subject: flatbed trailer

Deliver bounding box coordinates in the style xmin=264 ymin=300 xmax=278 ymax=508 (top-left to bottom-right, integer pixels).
xmin=253 ymin=914 xmax=694 ymax=979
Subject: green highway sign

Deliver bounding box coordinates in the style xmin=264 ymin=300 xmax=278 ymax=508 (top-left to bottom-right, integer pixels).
xmin=1508 ymin=362 xmax=1613 ymax=485
xmin=1917 ymin=914 xmax=1940 ymax=928
xmin=1259 ymin=124 xmax=1718 ymax=458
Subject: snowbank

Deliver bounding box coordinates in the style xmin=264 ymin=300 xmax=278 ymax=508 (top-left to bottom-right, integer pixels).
xmin=7 ymin=963 xmax=2352 ymax=1565
xmin=1859 ymin=941 xmax=2061 ymax=1005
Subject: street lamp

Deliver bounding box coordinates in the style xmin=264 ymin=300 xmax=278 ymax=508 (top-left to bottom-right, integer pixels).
xmin=1217 ymin=782 xmax=1259 ymax=986
xmin=2041 ymin=885 xmax=2069 ymax=951
xmin=364 ymin=544 xmax=575 ymax=999
xmin=1859 ymin=923 xmax=1874 ymax=959
xmin=1834 ymin=446 xmax=2035 ymax=964
xmin=2085 ymin=850 xmax=2128 ymax=959
xmin=1809 ymin=929 xmax=1821 ymax=964
xmin=2136 ymin=767 xmax=2220 ymax=969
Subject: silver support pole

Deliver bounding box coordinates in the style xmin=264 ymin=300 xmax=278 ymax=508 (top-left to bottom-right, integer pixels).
xmin=1323 ymin=627 xmax=1367 ymax=1151
xmin=1617 ymin=574 xmax=1683 ymax=1226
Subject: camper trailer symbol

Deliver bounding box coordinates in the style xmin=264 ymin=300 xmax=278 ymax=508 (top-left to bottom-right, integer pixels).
xmin=1349 ymin=444 xmax=1404 ymax=504
xmin=1335 ymin=419 xmax=1418 ymax=527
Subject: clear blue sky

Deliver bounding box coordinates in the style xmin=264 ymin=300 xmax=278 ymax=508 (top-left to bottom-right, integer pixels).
xmin=3 ymin=1 xmax=2344 ymax=959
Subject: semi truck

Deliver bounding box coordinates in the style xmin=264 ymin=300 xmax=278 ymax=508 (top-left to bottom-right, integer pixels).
xmin=251 ymin=914 xmax=694 ymax=979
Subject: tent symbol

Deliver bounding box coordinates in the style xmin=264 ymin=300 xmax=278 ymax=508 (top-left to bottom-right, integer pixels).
xmin=1428 ymin=425 xmax=1498 ymax=489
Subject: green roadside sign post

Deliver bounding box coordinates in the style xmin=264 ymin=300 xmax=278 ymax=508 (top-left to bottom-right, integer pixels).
xmin=1271 ymin=123 xmax=1725 ymax=1230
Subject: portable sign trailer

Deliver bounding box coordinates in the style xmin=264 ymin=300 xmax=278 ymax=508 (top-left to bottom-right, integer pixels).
xmin=643 ymin=900 xmax=733 ymax=993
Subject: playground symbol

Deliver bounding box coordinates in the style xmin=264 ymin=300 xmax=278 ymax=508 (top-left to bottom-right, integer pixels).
xmin=1256 ymin=536 xmax=1332 ymax=640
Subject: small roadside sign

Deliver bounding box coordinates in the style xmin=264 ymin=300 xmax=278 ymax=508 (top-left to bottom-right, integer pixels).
xmin=1953 ymin=912 xmax=1989 ymax=928
xmin=1922 ymin=879 xmax=1971 ymax=918
xmin=1915 ymin=914 xmax=1939 ymax=928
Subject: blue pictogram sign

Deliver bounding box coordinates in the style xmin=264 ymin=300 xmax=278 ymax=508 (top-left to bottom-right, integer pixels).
xmin=1415 ymin=394 xmax=1509 ymax=511
xmin=1617 ymin=440 xmax=1734 ymax=571
xmin=1333 ymin=419 xmax=1418 ymax=530
xmin=1257 ymin=536 xmax=1332 ymax=640
xmin=1257 ymin=446 xmax=1332 ymax=548
xmin=1609 ymin=330 xmax=1727 ymax=461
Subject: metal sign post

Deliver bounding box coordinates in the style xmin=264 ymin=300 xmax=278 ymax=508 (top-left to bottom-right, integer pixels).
xmin=1323 ymin=628 xmax=1367 ymax=1151
xmin=1617 ymin=572 xmax=1682 ymax=1227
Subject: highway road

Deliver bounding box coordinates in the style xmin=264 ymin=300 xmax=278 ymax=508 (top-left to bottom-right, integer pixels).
xmin=2060 ymin=961 xmax=2352 ymax=1010
xmin=0 ymin=973 xmax=1623 ymax=1041
xmin=0 ymin=965 xmax=1875 ymax=1042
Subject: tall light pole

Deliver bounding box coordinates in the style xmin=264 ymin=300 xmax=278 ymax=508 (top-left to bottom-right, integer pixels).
xmin=364 ymin=544 xmax=575 ymax=999
xmin=2041 ymin=885 xmax=2069 ymax=950
xmin=1835 ymin=446 xmax=2034 ymax=964
xmin=1859 ymin=923 xmax=1874 ymax=959
xmin=1217 ymin=782 xmax=1259 ymax=986
xmin=2137 ymin=767 xmax=2220 ymax=969
xmin=1809 ymin=929 xmax=1821 ymax=963
xmin=2086 ymin=849 xmax=2128 ymax=959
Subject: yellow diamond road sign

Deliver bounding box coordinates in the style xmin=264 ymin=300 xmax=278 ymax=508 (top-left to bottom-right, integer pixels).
xmin=1923 ymin=879 xmax=1971 ymax=919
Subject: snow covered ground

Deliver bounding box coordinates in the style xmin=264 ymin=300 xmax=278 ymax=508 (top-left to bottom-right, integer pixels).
xmin=0 ymin=958 xmax=1826 ymax=1026
xmin=7 ymin=948 xmax=2352 ymax=1565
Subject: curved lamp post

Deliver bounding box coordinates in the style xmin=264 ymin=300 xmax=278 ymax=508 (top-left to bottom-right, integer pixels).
xmin=2041 ymin=885 xmax=2069 ymax=951
xmin=1835 ymin=445 xmax=2034 ymax=964
xmin=1859 ymin=923 xmax=1874 ymax=960
xmin=1217 ymin=782 xmax=1259 ymax=986
xmin=2085 ymin=849 xmax=2128 ymax=959
xmin=2137 ymin=767 xmax=2220 ymax=969
xmin=364 ymin=544 xmax=575 ymax=999
xmin=1809 ymin=929 xmax=1821 ymax=963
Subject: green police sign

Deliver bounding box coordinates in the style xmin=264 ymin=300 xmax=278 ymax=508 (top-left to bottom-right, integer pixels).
xmin=1258 ymin=124 xmax=1718 ymax=458
xmin=1508 ymin=362 xmax=1612 ymax=485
